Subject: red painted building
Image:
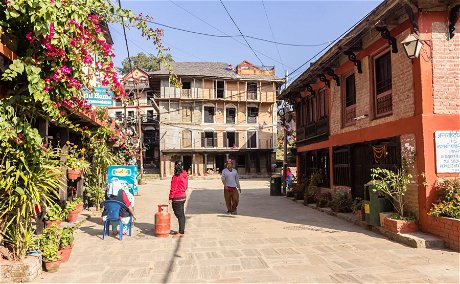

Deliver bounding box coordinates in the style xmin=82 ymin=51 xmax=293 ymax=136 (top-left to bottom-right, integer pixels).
xmin=280 ymin=0 xmax=460 ymax=250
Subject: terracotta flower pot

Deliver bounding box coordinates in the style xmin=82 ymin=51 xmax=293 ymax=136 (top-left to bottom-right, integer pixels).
xmin=43 ymin=259 xmax=62 ymax=273
xmin=75 ymin=203 xmax=83 ymax=213
xmin=59 ymin=245 xmax=73 ymax=263
xmin=66 ymin=210 xmax=79 ymax=223
xmin=67 ymin=169 xmax=81 ymax=180
xmin=383 ymin=217 xmax=418 ymax=233
xmin=45 ymin=220 xmax=62 ymax=228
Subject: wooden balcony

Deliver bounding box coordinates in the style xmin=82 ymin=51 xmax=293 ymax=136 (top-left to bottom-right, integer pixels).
xmin=297 ymin=116 xmax=329 ymax=143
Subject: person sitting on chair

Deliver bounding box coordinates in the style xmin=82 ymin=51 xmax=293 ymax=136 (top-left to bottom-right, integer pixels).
xmin=103 ymin=178 xmax=137 ymax=235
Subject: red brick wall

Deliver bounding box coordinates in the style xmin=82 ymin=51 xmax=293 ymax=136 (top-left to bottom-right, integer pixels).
xmin=425 ymin=216 xmax=460 ymax=252
xmin=432 ymin=22 xmax=460 ymax=114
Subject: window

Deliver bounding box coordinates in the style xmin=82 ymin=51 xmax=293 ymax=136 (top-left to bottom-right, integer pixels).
xmin=115 ymin=111 xmax=122 ymax=121
xmin=182 ymin=130 xmax=192 ymax=148
xmin=224 ymin=131 xmax=238 ymax=148
xmin=307 ymin=97 xmax=315 ymax=123
xmin=247 ymin=130 xmax=257 ymax=149
xmin=247 ymin=107 xmax=258 ymax=123
xmin=181 ymin=81 xmax=191 ymax=98
xmin=374 ymin=51 xmax=392 ymax=117
xmin=182 ymin=105 xmax=193 ymax=123
xmin=182 ymin=81 xmax=191 ymax=89
xmin=237 ymin=155 xmax=246 ymax=167
xmin=226 ymin=108 xmax=236 ymax=124
xmin=128 ymin=111 xmax=134 ymax=119
xmin=247 ymin=83 xmax=258 ymax=100
xmin=344 ymin=74 xmax=356 ymax=126
xmin=215 ymin=81 xmax=225 ymax=99
xmin=115 ymin=99 xmax=122 ymax=106
xmin=203 ymin=106 xmax=215 ymax=123
xmin=146 ymin=110 xmax=155 ymax=123
xmin=201 ymin=131 xmax=217 ymax=148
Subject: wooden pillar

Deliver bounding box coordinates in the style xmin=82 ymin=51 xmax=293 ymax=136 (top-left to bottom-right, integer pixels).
xmin=192 ymin=153 xmax=196 ymax=176
xmin=204 ymin=154 xmax=208 ymax=174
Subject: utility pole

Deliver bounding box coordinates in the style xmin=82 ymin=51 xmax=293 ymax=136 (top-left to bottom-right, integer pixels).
xmin=282 ymin=70 xmax=289 ymax=195
xmin=137 ymin=88 xmax=144 ymax=181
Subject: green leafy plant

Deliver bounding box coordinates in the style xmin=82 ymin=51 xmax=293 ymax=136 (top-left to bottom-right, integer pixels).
xmin=329 ymin=191 xmax=353 ymax=213
xmin=351 ymin=197 xmax=363 ymax=213
xmin=304 ymin=171 xmax=322 ymax=205
xmin=41 ymin=243 xmax=61 ymax=262
xmin=59 ymin=227 xmax=75 ymax=249
xmin=45 ymin=204 xmax=65 ymax=221
xmin=429 ymin=178 xmax=460 ymax=219
xmin=64 ymin=142 xmax=90 ymax=172
xmin=370 ymin=167 xmax=412 ymax=218
xmin=316 ymin=192 xmax=332 ymax=208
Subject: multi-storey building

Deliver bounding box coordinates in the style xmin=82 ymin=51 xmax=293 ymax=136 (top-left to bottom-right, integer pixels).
xmin=107 ymin=68 xmax=161 ymax=169
xmin=280 ymin=0 xmax=460 ymax=250
xmin=148 ymin=61 xmax=283 ymax=177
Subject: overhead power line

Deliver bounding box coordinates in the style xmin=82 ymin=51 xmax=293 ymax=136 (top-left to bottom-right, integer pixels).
xmin=147 ymin=19 xmax=331 ymax=48
xmin=219 ymin=0 xmax=263 ymax=66
xmin=261 ymin=0 xmax=285 ymax=71
xmin=167 ymin=0 xmax=297 ymax=70
xmin=287 ymin=6 xmax=379 ymax=82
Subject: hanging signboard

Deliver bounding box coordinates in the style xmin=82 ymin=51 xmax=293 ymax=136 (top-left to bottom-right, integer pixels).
xmin=108 ymin=165 xmax=139 ymax=195
xmin=435 ymin=131 xmax=460 ymax=173
xmin=83 ymin=87 xmax=114 ymax=107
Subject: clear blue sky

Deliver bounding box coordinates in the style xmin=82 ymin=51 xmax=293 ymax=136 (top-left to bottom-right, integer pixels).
xmin=109 ymin=1 xmax=382 ymax=79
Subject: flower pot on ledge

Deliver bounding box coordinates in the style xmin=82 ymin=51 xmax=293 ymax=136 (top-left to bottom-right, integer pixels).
xmin=59 ymin=245 xmax=73 ymax=263
xmin=45 ymin=220 xmax=61 ymax=228
xmin=43 ymin=259 xmax=62 ymax=273
xmin=66 ymin=209 xmax=79 ymax=223
xmin=75 ymin=203 xmax=83 ymax=214
xmin=383 ymin=217 xmax=418 ymax=233
xmin=67 ymin=169 xmax=81 ymax=180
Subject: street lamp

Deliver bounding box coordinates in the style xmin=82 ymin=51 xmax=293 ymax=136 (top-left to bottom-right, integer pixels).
xmin=401 ymin=33 xmax=423 ymax=59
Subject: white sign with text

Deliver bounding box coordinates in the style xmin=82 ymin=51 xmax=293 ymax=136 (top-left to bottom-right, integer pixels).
xmin=435 ymin=131 xmax=460 ymax=173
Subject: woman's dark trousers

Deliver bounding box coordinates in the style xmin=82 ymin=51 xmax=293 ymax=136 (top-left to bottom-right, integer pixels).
xmin=172 ymin=201 xmax=186 ymax=234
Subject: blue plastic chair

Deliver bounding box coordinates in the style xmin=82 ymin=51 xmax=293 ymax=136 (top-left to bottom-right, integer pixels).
xmin=101 ymin=200 xmax=132 ymax=240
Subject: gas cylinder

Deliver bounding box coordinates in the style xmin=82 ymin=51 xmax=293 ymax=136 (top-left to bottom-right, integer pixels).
xmin=154 ymin=204 xmax=170 ymax=237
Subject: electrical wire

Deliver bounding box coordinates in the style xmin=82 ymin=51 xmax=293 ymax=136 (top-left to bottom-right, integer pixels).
xmin=286 ymin=6 xmax=379 ymax=84
xmin=166 ymin=0 xmax=296 ymax=69
xmin=219 ymin=0 xmax=264 ymax=66
xmin=147 ymin=19 xmax=331 ymax=48
xmin=261 ymin=0 xmax=286 ymax=72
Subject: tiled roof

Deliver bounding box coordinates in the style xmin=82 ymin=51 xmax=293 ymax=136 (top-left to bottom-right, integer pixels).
xmin=149 ymin=62 xmax=283 ymax=82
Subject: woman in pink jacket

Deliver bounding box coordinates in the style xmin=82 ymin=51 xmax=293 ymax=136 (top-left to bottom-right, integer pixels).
xmin=169 ymin=161 xmax=188 ymax=237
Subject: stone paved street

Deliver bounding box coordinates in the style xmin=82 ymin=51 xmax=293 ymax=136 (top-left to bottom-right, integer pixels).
xmin=37 ymin=179 xmax=459 ymax=283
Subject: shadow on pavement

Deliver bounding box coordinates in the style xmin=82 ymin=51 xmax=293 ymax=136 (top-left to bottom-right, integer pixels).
xmin=185 ymin=187 xmax=388 ymax=239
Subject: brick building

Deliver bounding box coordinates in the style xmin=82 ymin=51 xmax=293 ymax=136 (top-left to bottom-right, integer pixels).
xmin=280 ymin=0 xmax=459 ymax=249
xmin=107 ymin=68 xmax=161 ymax=169
xmin=149 ymin=61 xmax=283 ymax=177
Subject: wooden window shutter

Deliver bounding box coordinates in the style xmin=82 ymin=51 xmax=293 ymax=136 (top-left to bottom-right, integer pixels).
xmin=213 ymin=132 xmax=218 ymax=147
xmin=223 ymin=132 xmax=227 ymax=148
xmin=235 ymin=132 xmax=239 ymax=147
xmin=201 ymin=132 xmax=205 ymax=147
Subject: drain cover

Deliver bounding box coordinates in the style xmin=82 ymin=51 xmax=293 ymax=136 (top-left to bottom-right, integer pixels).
xmin=283 ymin=225 xmax=339 ymax=233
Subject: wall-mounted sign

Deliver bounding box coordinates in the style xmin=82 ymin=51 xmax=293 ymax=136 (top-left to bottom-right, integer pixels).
xmin=83 ymin=87 xmax=114 ymax=107
xmin=435 ymin=131 xmax=460 ymax=173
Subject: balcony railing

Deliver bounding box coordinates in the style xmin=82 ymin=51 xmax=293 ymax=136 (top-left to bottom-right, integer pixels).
xmin=226 ymin=117 xmax=236 ymax=124
xmin=297 ymin=116 xmax=329 ymax=141
xmin=247 ymin=116 xmax=258 ymax=124
xmin=247 ymin=92 xmax=258 ymax=100
xmin=142 ymin=114 xmax=159 ymax=123
xmin=203 ymin=138 xmax=216 ymax=148
xmin=181 ymin=89 xmax=192 ymax=98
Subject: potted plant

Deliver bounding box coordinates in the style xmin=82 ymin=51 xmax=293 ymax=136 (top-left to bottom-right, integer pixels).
xmin=65 ymin=200 xmax=79 ymax=223
xmin=429 ymin=178 xmax=460 ymax=219
xmin=41 ymin=243 xmax=62 ymax=272
xmin=64 ymin=142 xmax=90 ymax=180
xmin=39 ymin=225 xmax=62 ymax=272
xmin=59 ymin=227 xmax=74 ymax=263
xmin=352 ymin=197 xmax=364 ymax=221
xmin=44 ymin=204 xmax=64 ymax=228
xmin=330 ymin=191 xmax=353 ymax=213
xmin=304 ymin=171 xmax=321 ymax=205
xmin=316 ymin=192 xmax=332 ymax=208
xmin=370 ymin=168 xmax=417 ymax=233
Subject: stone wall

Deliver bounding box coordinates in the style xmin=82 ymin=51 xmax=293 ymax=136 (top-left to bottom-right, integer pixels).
xmin=0 ymin=255 xmax=42 ymax=283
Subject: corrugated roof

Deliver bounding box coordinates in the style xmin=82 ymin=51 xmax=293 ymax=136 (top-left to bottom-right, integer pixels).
xmin=149 ymin=62 xmax=284 ymax=82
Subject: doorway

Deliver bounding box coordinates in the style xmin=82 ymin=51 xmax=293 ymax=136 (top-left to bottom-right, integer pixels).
xmin=215 ymin=154 xmax=226 ymax=173
xmin=182 ymin=155 xmax=192 ymax=174
xmin=351 ymin=144 xmax=369 ymax=198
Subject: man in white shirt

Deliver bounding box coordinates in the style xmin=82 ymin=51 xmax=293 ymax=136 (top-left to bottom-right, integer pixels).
xmin=221 ymin=159 xmax=241 ymax=215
